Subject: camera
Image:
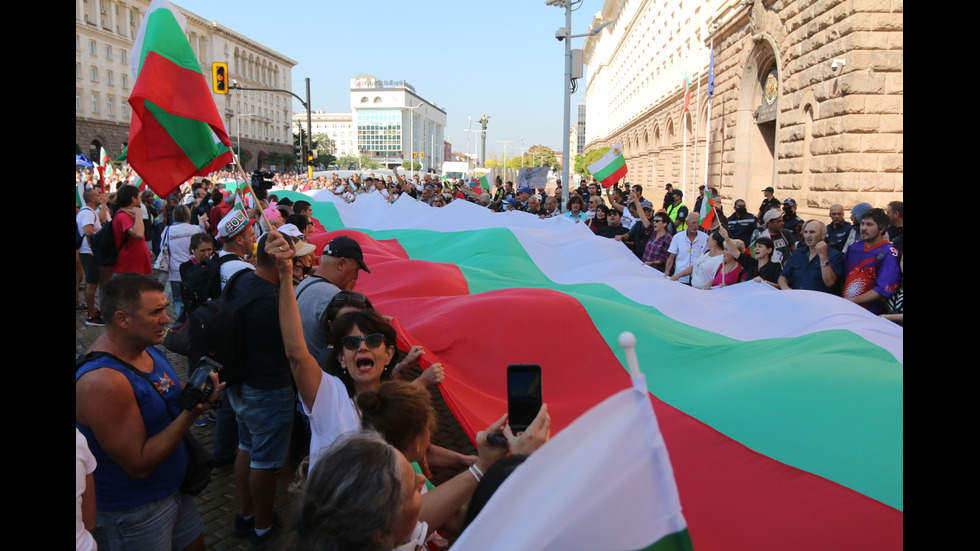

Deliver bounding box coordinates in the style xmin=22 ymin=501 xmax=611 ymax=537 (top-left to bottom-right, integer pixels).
xmin=251 ymin=169 xmax=274 ymax=193
xmin=181 ymin=357 xmax=223 ymax=411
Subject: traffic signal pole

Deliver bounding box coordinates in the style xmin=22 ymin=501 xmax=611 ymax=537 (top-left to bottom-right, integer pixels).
xmin=229 ymin=77 xmax=312 ymax=175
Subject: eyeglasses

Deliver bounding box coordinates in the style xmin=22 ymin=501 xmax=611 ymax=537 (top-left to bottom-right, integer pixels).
xmin=339 ymin=334 xmax=386 ymax=351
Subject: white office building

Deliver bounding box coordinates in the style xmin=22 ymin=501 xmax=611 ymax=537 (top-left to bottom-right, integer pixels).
xmin=350 ymin=74 xmax=446 ymax=172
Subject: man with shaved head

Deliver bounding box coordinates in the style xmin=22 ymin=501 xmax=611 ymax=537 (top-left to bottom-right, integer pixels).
xmin=778 ymin=219 xmax=843 ymax=294
xmin=826 ymin=204 xmax=852 ymax=252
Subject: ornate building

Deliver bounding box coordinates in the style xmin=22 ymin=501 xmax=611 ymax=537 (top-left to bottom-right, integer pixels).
xmin=76 ymin=0 xmax=297 ymax=173
xmin=583 ymin=0 xmax=902 ymax=220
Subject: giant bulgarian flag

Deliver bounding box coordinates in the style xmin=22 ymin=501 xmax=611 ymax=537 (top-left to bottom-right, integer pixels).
xmin=279 ymin=190 xmax=903 ymax=550
xmin=588 ymin=144 xmax=628 ymax=188
xmin=127 ymin=0 xmax=234 ymax=199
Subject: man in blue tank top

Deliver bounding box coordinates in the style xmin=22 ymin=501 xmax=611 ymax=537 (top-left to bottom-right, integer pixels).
xmin=76 ymin=273 xmax=223 ymax=551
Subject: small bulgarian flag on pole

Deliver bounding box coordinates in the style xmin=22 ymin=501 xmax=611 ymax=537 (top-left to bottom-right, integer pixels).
xmin=587 ymin=143 xmax=628 ymax=188
xmin=683 ymin=70 xmax=692 ymax=113
xmin=700 ymin=186 xmax=718 ymax=230
xmin=127 ymin=0 xmax=234 ymax=199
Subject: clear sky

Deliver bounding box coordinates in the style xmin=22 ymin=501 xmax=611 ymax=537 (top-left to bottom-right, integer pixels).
xmin=174 ymin=0 xmax=604 ymax=160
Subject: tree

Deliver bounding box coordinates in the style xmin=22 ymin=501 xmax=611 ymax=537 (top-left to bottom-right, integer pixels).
xmin=401 ymin=160 xmax=422 ymax=171
xmin=234 ymin=145 xmax=252 ymax=167
xmin=576 ymin=147 xmax=610 ymax=179
xmin=526 ymin=145 xmax=560 ymax=172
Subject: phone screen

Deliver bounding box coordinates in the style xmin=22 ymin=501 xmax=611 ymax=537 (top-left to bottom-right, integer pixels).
xmin=507 ymin=364 xmax=542 ymax=434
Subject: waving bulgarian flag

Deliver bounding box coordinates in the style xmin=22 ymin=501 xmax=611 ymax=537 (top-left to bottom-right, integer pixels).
xmin=588 ymin=143 xmax=628 ymax=188
xmin=474 ymin=173 xmax=491 ymax=191
xmin=127 ymin=0 xmax=234 ymax=199
xmin=275 ymin=190 xmax=903 ymax=550
xmin=699 ymin=187 xmax=718 ymax=230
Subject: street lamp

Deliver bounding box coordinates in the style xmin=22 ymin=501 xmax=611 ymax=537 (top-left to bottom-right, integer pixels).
xmin=406 ymin=103 xmax=424 ymax=177
xmin=496 ymin=140 xmax=513 ymax=176
xmin=235 ymin=113 xmax=257 ymax=169
xmin=546 ymin=0 xmax=611 ymax=192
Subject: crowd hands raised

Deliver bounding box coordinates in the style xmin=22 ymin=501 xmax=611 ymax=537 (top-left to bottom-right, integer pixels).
xmin=75 ymin=167 xmax=552 ymax=551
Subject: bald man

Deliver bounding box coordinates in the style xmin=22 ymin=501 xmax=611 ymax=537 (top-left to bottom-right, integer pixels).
xmin=778 ymin=220 xmax=844 ymax=294
xmin=826 ymin=204 xmax=852 ymax=252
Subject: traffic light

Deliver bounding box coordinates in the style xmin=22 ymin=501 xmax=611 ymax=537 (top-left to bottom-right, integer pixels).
xmin=307 ymin=152 xmax=314 ymax=166
xmin=212 ymin=62 xmax=228 ymax=94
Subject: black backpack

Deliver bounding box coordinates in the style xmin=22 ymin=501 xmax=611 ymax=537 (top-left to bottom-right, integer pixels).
xmin=181 ymin=269 xmax=275 ymax=388
xmin=178 ymin=254 xmax=240 ymax=319
xmin=90 ymin=218 xmax=125 ymax=267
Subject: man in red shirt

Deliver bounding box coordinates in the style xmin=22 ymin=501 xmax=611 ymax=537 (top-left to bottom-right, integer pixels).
xmin=208 ymin=189 xmax=232 ymax=239
xmin=112 ymin=185 xmax=152 ymax=275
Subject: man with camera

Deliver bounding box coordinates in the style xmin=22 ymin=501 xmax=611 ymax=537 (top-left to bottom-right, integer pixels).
xmin=76 ymin=273 xmax=223 ymax=551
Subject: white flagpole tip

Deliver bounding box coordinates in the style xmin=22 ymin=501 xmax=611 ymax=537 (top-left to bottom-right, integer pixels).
xmin=618 ymin=332 xmax=643 ymax=380
xmin=618 ymin=332 xmax=636 ymax=349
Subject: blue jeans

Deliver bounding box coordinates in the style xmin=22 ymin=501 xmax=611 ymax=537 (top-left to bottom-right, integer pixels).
xmin=212 ymin=397 xmax=239 ymax=463
xmin=93 ymin=491 xmax=203 ymax=551
xmin=226 ymin=384 xmax=294 ymax=470
xmin=169 ymin=280 xmax=184 ymax=321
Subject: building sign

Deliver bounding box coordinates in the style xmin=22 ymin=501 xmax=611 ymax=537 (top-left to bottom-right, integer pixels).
xmin=756 ymin=70 xmax=778 ymax=123
xmin=351 ymin=77 xmax=416 ymax=92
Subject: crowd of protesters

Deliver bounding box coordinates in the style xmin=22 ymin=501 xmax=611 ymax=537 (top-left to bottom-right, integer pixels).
xmin=75 ymin=162 xmax=901 ymax=550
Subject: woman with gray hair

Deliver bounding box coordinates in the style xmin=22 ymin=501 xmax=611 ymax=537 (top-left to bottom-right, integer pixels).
xmin=285 ymin=430 xmax=426 ymax=551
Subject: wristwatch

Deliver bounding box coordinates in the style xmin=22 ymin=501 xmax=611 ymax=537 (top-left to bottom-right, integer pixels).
xmin=821 ymin=260 xmax=830 ymax=267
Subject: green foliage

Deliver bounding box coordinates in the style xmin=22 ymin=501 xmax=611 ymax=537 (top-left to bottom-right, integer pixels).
xmin=234 ymin=145 xmax=252 ymax=165
xmin=401 ymin=160 xmax=422 ymax=170
xmin=576 ymin=147 xmax=610 ymax=179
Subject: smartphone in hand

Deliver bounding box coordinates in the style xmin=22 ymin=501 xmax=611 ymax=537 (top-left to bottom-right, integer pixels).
xmin=507 ymin=364 xmax=542 ymax=434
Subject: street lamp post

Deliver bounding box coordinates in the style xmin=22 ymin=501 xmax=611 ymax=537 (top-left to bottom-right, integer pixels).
xmin=496 ymin=140 xmax=513 ymax=178
xmin=546 ymin=0 xmax=611 ymax=192
xmin=407 ymin=103 xmax=424 ymax=178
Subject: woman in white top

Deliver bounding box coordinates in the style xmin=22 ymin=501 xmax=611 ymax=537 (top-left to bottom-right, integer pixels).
xmin=673 ymin=230 xmax=726 ymax=289
xmin=161 ymin=205 xmax=204 ymax=319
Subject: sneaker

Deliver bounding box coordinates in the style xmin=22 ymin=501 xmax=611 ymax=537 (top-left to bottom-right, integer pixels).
xmin=194 ymin=417 xmax=209 ymax=427
xmin=248 ymin=524 xmax=280 ymax=551
xmin=85 ymin=315 xmax=106 ymax=327
xmin=231 ymin=515 xmax=254 ymax=539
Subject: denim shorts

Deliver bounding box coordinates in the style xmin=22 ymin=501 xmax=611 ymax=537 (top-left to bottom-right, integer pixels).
xmin=93 ymin=490 xmax=203 ymax=551
xmin=226 ymin=384 xmax=294 ymax=469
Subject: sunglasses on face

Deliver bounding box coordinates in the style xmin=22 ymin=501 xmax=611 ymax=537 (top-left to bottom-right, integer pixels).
xmin=339 ymin=333 xmax=386 ymax=351
xmin=331 ymin=292 xmax=368 ymax=303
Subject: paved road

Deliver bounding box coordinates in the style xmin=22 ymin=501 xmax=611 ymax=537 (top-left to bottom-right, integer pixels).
xmin=75 ymin=270 xmax=475 ymax=549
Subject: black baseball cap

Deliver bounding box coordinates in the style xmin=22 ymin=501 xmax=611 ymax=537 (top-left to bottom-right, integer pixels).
xmin=323 ymin=235 xmax=371 ymax=273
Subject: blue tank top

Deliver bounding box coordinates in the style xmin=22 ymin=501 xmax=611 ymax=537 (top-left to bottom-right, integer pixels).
xmin=75 ymin=347 xmax=188 ymax=511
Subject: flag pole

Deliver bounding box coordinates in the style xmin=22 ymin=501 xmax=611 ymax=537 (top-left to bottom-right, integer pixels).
xmin=231 ymin=156 xmax=272 ymax=229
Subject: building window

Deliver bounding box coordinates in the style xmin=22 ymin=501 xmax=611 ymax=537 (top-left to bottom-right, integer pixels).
xmin=107 ymin=70 xmax=113 ymax=85
xmin=106 ymin=44 xmax=112 ymax=60
xmin=361 ymin=96 xmax=368 ymax=103
xmin=76 ymin=63 xmax=82 ymax=79
xmin=89 ymin=40 xmax=97 ymax=55
xmin=91 ymin=67 xmax=99 ymax=82
xmin=122 ymin=103 xmax=128 ymax=118
xmin=373 ymin=97 xmax=382 ymax=104
xmin=91 ymin=93 xmax=99 ymax=113
xmin=121 ymin=74 xmax=128 ymax=88
xmin=107 ymin=97 xmax=114 ymax=116
xmin=120 ymin=49 xmax=127 ymax=64
xmin=76 ymin=91 xmax=82 ymax=111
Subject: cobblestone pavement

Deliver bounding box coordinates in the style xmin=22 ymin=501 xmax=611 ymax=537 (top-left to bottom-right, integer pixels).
xmin=76 ymin=271 xmax=476 ymax=550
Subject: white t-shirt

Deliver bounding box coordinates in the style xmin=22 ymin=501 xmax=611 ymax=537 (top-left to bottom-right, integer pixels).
xmin=163 ymin=222 xmax=202 ymax=281
xmin=76 ymin=207 xmax=101 ymax=255
xmin=304 ymin=372 xmax=362 ymax=472
xmin=217 ymin=250 xmax=254 ymax=290
xmin=690 ymin=251 xmax=724 ymax=289
xmin=76 ymin=428 xmax=97 ymax=551
xmin=667 ymin=231 xmax=709 ymax=284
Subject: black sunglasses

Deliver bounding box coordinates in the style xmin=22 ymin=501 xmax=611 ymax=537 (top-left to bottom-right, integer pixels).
xmin=339 ymin=334 xmax=386 ymax=351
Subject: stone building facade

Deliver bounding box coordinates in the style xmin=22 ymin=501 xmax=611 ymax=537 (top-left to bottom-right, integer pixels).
xmin=583 ymin=0 xmax=903 ymax=222
xmin=76 ymin=0 xmax=297 ymax=174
